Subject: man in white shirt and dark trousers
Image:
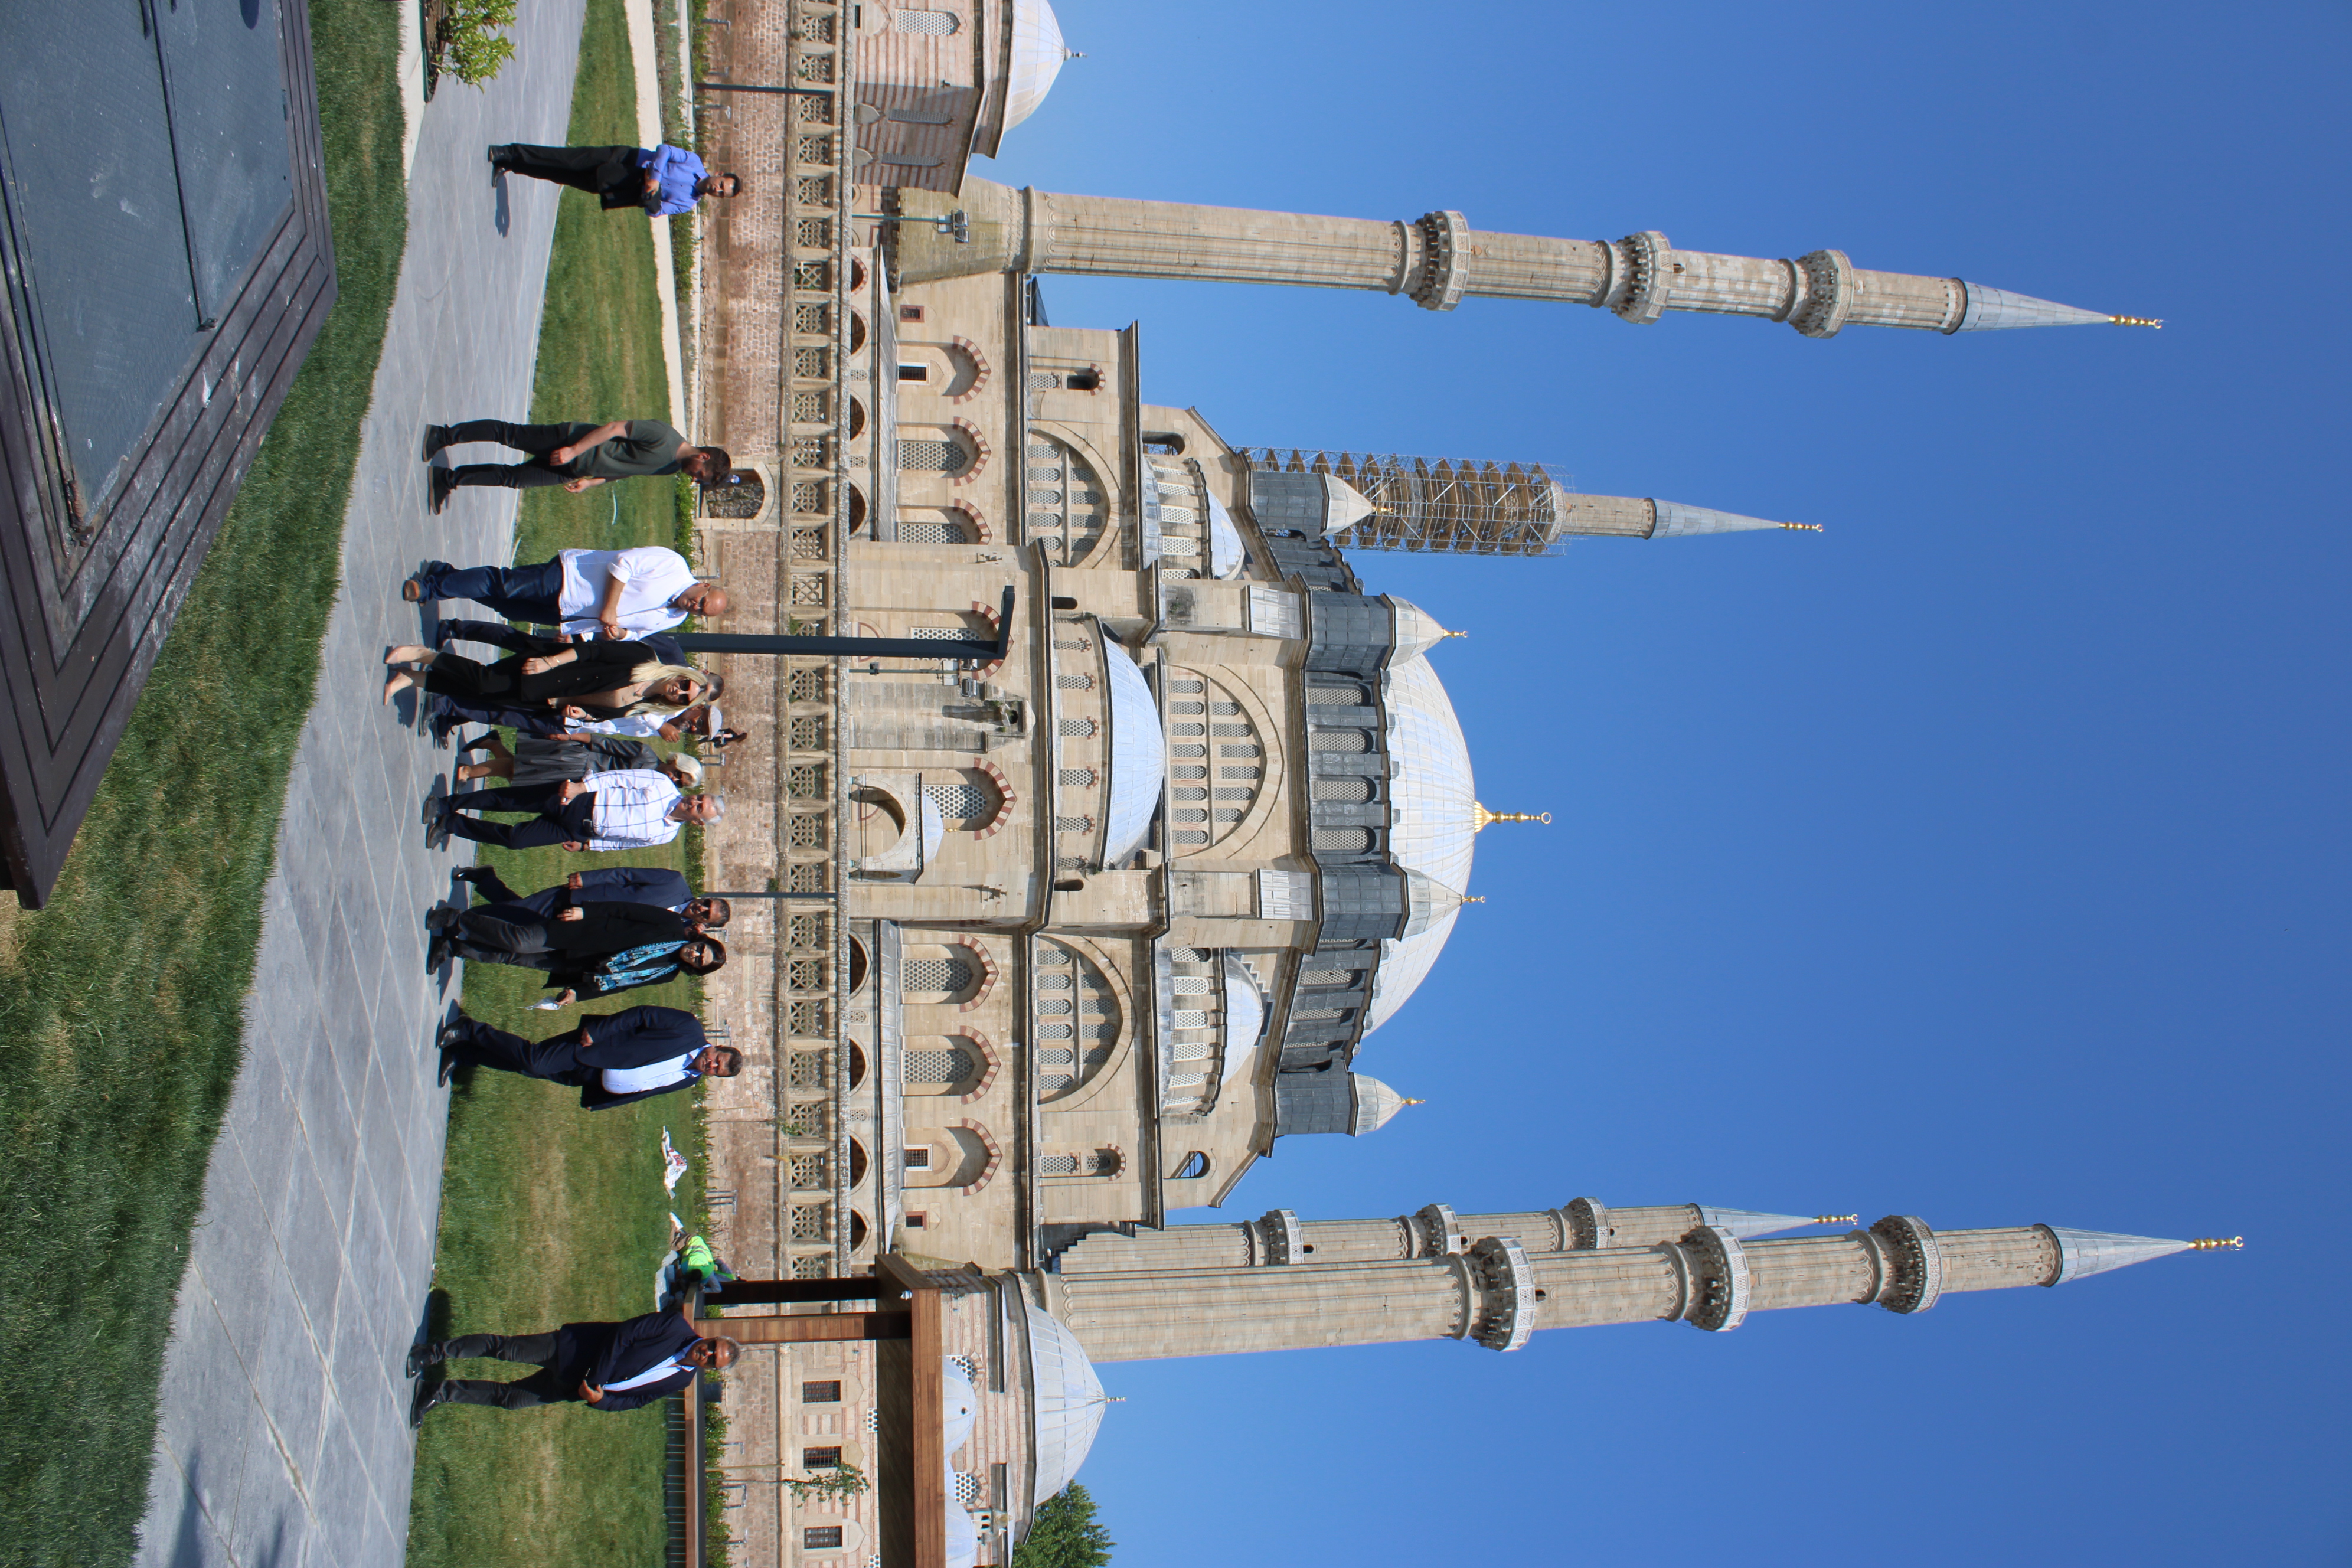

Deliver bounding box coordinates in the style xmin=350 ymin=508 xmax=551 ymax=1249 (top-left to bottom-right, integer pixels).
xmin=429 ymin=766 xmax=721 ymax=851
xmin=404 ymin=546 xmax=728 ymax=638
xmin=407 ymin=1303 xmax=738 ymax=1423
xmin=435 ymin=1002 xmax=740 ymax=1102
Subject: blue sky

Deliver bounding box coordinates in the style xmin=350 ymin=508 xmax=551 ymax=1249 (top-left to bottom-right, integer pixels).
xmin=991 ymin=3 xmax=2347 ymax=1563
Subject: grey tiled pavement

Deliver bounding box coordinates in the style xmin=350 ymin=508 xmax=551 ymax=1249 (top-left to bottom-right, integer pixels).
xmin=132 ymin=7 xmax=586 ymax=1565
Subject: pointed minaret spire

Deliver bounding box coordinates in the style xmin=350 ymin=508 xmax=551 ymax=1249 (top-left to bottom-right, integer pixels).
xmin=897 ymin=180 xmax=2152 ymax=340
xmin=2041 ymin=1227 xmax=2209 ymax=1283
xmin=1245 ymin=450 xmax=1812 ymax=557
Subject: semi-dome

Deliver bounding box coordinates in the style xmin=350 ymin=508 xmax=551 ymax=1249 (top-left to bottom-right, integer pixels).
xmin=1349 ymin=1073 xmax=1417 ymax=1135
xmin=1207 ymin=492 xmax=1246 ymax=578
xmin=1220 ymin=953 xmax=1266 ymax=1082
xmin=1100 ymin=642 xmax=1165 ymax=864
xmin=1024 ymin=1304 xmax=1109 ymax=1508
xmin=1003 ymin=0 xmax=1076 ymax=135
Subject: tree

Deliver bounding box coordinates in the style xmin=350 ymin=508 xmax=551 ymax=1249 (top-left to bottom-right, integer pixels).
xmin=1012 ymin=1483 xmax=1113 ymax=1568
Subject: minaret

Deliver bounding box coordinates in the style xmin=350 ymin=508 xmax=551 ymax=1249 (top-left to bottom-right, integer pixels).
xmin=1247 ymin=449 xmax=1815 ymax=555
xmin=1028 ymin=1202 xmax=2234 ymax=1363
xmin=894 ymin=179 xmax=2158 ymax=338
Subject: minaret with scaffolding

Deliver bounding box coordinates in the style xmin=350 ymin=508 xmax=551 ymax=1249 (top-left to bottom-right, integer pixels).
xmin=1245 ymin=447 xmax=1815 ymax=556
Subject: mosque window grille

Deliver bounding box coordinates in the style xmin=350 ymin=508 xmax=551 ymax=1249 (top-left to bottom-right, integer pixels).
xmin=864 ymin=1408 xmax=880 ymax=1434
xmin=795 ymin=90 xmax=834 ymax=125
xmin=793 ymin=13 xmax=834 ymax=41
xmin=788 ymin=765 xmax=827 ymax=799
xmin=1028 ymin=371 xmax=1060 ymax=391
xmin=792 ymin=1255 xmax=834 ymax=1279
xmin=1175 ymin=788 xmax=1207 ymax=805
xmin=953 ymin=1471 xmax=984 ymax=1505
xmin=792 ymin=435 xmax=830 ymax=468
xmin=789 ymin=914 xmax=828 ymax=949
xmin=1170 ymin=700 xmax=1204 ymax=716
xmin=1301 ymin=968 xmax=1364 ymax=988
xmin=790 ymin=717 xmax=828 ymax=749
xmin=1036 ymin=946 xmax=1072 ymax=966
xmin=906 ymin=1047 xmax=975 ymax=1086
xmin=1058 ymin=769 xmax=1096 ymax=788
xmin=805 ymin=1527 xmax=845 ymax=1550
xmin=1023 ymin=435 xmax=1111 ymax=563
xmin=1220 ymin=766 xmax=1260 ymax=781
xmin=1174 ymin=766 xmax=1207 ymax=783
xmin=788 ymin=813 xmax=827 ymax=848
xmin=791 ymin=200 xmax=832 ymax=234
xmin=1036 ymin=971 xmax=1073 ymax=990
xmin=805 ymin=1446 xmax=845 ymax=1469
xmin=1038 ymin=1154 xmax=1079 ymax=1176
xmin=904 ymin=1145 xmax=932 ymax=1168
xmin=1314 ymin=778 xmax=1375 ymax=802
xmin=1037 ymin=998 xmax=1073 ymax=1017
xmin=1170 ymin=676 xmax=1205 ymax=695
xmin=900 ymin=363 xmax=932 ymax=383
xmin=792 ymin=390 xmax=829 ymax=423
xmin=1219 ymin=743 xmax=1262 ymax=759
xmin=788 ymin=862 xmax=829 ymax=894
xmin=899 ymin=437 xmax=970 ymax=474
xmin=792 ymin=526 xmax=828 ymax=560
xmin=899 ymin=518 xmax=973 ymax=544
xmin=794 ymin=218 xmax=831 ymax=250
xmin=788 ymin=1052 xmax=829 ymax=1089
xmin=802 ymin=1380 xmax=842 ymax=1404
xmin=795 ymin=303 xmax=832 ymax=336
xmin=789 ymin=668 xmax=827 ymax=703
xmin=1213 ymin=786 xmax=1253 ymax=802
xmin=1059 ymin=718 xmax=1096 ymax=738
xmin=794 ymin=347 xmax=830 ymax=379
xmin=1311 ymin=729 xmax=1370 ymax=753
xmin=1312 ymin=828 xmax=1373 ymax=854
xmin=906 ymin=958 xmax=974 ymax=994
xmin=1173 ymin=830 xmax=1210 ymax=847
xmin=927 ymin=780 xmax=992 ymax=823
xmin=1169 ymin=975 xmax=1213 ymax=994
xmin=790 ymin=999 xmax=828 ymax=1035
xmin=790 ymin=1206 xmax=832 ymax=1242
xmin=1054 ymin=635 xmax=1092 ymax=652
xmin=794 ymin=52 xmax=835 ymax=83
xmin=1057 ymin=673 xmax=1094 ymax=691
xmin=790 ymin=481 xmax=829 ymax=515
xmin=790 ymin=1154 xmax=830 ymax=1189
xmin=1291 ymin=1007 xmax=1349 ymax=1023
xmin=1211 ymin=723 xmax=1250 ymax=738
xmin=1056 ymin=815 xmax=1095 ymax=834
xmin=1171 ymin=723 xmax=1204 ymax=739
xmin=1172 ymin=1010 xmax=1210 ymax=1029
xmin=795 ymin=135 xmax=834 ymax=164
xmin=789 ymin=958 xmax=827 ymax=992
xmin=894 ymin=7 xmax=959 ymax=31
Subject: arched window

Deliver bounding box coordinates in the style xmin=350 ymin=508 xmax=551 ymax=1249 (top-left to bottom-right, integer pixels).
xmin=925 ymin=772 xmax=1000 ymax=829
xmin=905 ymin=1039 xmax=978 ymax=1092
xmin=1310 ymin=729 xmax=1370 ymax=753
xmin=1171 ymin=1152 xmax=1211 ymax=1180
xmin=1024 ymin=435 xmax=1112 ymax=564
xmin=704 ymin=468 xmax=766 ymax=520
xmin=899 ymin=515 xmax=974 ymax=544
xmin=1312 ymin=827 xmax=1374 ymax=854
xmin=892 ymin=8 xmax=959 ymax=32
xmin=904 ymin=943 xmax=984 ymax=1004
xmin=899 ymin=436 xmax=970 ymax=473
xmin=1033 ymin=940 xmax=1120 ymax=1101
xmin=1314 ymin=777 xmax=1375 ymax=802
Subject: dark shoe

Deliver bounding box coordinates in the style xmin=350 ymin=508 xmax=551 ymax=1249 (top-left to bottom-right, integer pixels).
xmin=426 ymin=933 xmax=452 ymax=972
xmin=429 ymin=468 xmax=459 ymax=515
xmin=406 ymin=1341 xmax=443 ymax=1378
xmin=452 ymin=864 xmax=487 ymax=887
xmin=425 ymin=905 xmax=459 ymax=935
xmin=438 ymin=1012 xmax=474 ymax=1050
xmin=421 ymin=424 xmax=456 ymax=460
xmin=436 ymin=1048 xmax=458 ymax=1088
xmin=409 ymin=1377 xmax=455 ymax=1427
xmin=487 ymin=145 xmax=509 ymax=184
xmin=453 ymin=730 xmax=495 ymax=755
xmin=433 ymin=618 xmax=460 ymax=646
xmin=429 ymin=711 xmax=463 ymax=747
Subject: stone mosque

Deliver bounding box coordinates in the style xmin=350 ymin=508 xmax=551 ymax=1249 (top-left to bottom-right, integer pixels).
xmin=677 ymin=4 xmax=2209 ymax=1562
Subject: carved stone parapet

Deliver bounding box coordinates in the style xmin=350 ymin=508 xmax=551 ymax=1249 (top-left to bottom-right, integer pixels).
xmin=1460 ymin=1235 xmax=1540 ymax=1351
xmin=1408 ymin=210 xmax=1472 ymax=312
xmin=1609 ymin=231 xmax=1672 ymax=324
xmin=1868 ymin=1214 xmax=1944 ymax=1314
xmin=1412 ymin=1202 xmax=1466 ymax=1257
xmin=1789 ymin=248 xmax=1855 ymax=338
xmin=1564 ymin=1196 xmax=1611 ymax=1250
xmin=1257 ymin=1207 xmax=1305 ymax=1266
xmin=1676 ymin=1225 xmax=1752 ymax=1332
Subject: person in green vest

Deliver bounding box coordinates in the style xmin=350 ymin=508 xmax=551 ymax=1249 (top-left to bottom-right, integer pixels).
xmin=423 ymin=419 xmax=733 ymax=512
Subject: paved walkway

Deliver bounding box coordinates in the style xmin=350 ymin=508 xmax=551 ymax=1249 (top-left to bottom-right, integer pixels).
xmin=130 ymin=8 xmax=584 ymax=1565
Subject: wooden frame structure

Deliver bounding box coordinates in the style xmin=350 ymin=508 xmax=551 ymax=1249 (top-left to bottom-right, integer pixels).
xmin=678 ymin=1254 xmax=948 ymax=1568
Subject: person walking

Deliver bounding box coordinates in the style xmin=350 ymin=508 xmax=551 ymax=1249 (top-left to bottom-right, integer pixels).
xmin=407 ymin=1302 xmax=738 ymax=1425
xmin=486 ymin=142 xmax=740 ymax=216
xmin=426 ymin=897 xmax=724 ymax=1001
xmin=421 ymin=419 xmax=732 ymax=511
xmin=450 ymin=732 xmax=704 ymax=791
xmin=381 ymin=637 xmax=718 ymax=721
xmin=451 ymin=865 xmax=729 ymax=931
xmin=404 ymin=547 xmax=726 ymax=638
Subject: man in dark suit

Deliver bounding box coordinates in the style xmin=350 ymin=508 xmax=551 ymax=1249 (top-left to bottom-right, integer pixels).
xmin=407 ymin=1302 xmax=737 ymax=1423
xmin=436 ymin=1004 xmax=740 ymax=1106
xmin=451 ymin=865 xmax=729 ymax=933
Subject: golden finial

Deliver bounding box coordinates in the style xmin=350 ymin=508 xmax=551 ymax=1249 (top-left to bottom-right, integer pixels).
xmin=1472 ymin=803 xmax=1552 ymax=829
xmin=1779 ymin=521 xmax=1824 ymax=532
xmin=2188 ymin=1236 xmax=2243 ymax=1251
xmin=1400 ymin=1097 xmax=1426 ymax=1106
xmin=1816 ymin=1214 xmax=1859 ymax=1226
xmin=1462 ymin=896 xmax=1485 ymax=904
xmin=1441 ymin=628 xmax=1469 ymax=639
xmin=2109 ymin=315 xmax=2164 ymax=328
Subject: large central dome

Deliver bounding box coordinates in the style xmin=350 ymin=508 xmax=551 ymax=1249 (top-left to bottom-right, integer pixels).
xmin=1365 ymin=650 xmax=1477 ymax=1033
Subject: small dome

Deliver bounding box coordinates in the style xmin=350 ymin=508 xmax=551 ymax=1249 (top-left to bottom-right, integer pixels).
xmin=1386 ymin=597 xmax=1456 ymax=666
xmin=1349 ymin=1073 xmax=1415 ymax=1135
xmin=1100 ymin=643 xmax=1166 ymax=863
xmin=1004 ymin=0 xmax=1076 ymax=135
xmin=1220 ymin=953 xmax=1266 ymax=1082
xmin=1025 ymin=1305 xmax=1109 ymax=1508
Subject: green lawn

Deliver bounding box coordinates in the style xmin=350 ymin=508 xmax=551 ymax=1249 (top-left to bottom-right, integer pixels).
xmin=406 ymin=0 xmax=717 ymax=1562
xmin=0 ymin=4 xmax=407 ymax=1561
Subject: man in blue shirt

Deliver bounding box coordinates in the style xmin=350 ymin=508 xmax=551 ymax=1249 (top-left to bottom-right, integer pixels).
xmin=487 ymin=141 xmax=741 ymax=217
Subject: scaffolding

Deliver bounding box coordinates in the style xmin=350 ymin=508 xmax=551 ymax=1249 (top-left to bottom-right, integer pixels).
xmin=1243 ymin=447 xmax=1586 ymax=557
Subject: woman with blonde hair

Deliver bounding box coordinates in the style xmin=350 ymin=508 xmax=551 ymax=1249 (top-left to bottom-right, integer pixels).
xmin=382 ymin=638 xmax=720 ymax=722
xmin=454 ymin=734 xmax=708 ymax=790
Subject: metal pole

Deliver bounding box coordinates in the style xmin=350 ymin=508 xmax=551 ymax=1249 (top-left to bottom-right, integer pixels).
xmin=694 ymin=79 xmax=832 ymax=97
xmin=672 ymin=586 xmax=1015 ymax=666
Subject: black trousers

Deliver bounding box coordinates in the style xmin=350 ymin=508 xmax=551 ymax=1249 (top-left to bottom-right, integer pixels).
xmin=493 ymin=143 xmax=639 ymax=203
xmin=437 ymin=1333 xmax=585 ymax=1410
xmin=443 ymin=419 xmax=593 ymax=492
xmin=451 ymin=901 xmax=557 ymax=968
xmin=443 ymin=782 xmax=594 ymax=849
xmin=447 ymin=1017 xmax=589 ymax=1084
